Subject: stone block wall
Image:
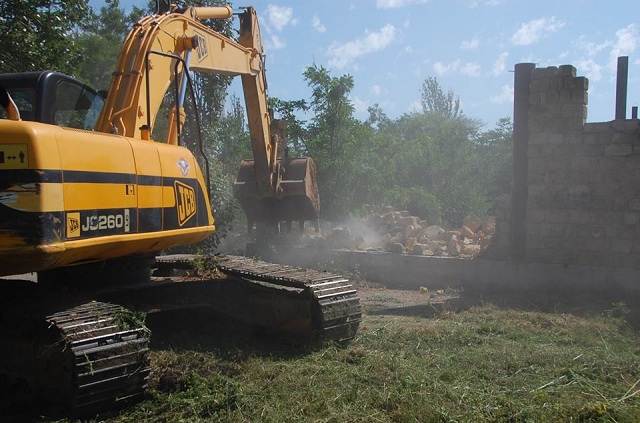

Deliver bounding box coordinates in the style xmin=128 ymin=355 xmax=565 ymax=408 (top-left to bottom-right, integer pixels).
xmin=524 ymin=64 xmax=640 ymax=268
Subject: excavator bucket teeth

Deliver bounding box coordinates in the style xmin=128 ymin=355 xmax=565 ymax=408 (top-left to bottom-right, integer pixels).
xmin=233 ymin=157 xmax=320 ymax=226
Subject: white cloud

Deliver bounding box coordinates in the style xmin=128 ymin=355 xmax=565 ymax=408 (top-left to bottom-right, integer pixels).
xmin=351 ymin=96 xmax=369 ymax=115
xmin=311 ymin=16 xmax=326 ymax=33
xmin=461 ymin=62 xmax=481 ymax=77
xmin=371 ymin=84 xmax=383 ymax=96
xmin=265 ymin=34 xmax=285 ymax=50
xmin=409 ymin=99 xmax=422 ymax=113
xmin=470 ymin=0 xmax=505 ymax=8
xmin=432 ymin=59 xmax=481 ymax=77
xmin=328 ymin=24 xmax=397 ymax=69
xmin=511 ymin=17 xmax=564 ymax=46
xmin=609 ymin=24 xmax=639 ymax=69
xmin=492 ymin=52 xmax=508 ymax=76
xmin=376 ymin=0 xmax=430 ymax=8
xmin=576 ymin=59 xmax=603 ymax=81
xmin=433 ymin=60 xmax=455 ymax=75
xmin=266 ymin=5 xmax=296 ymax=31
xmin=573 ymin=35 xmax=612 ymax=63
xmin=461 ymin=37 xmax=479 ymax=50
xmin=490 ymin=84 xmax=513 ymax=104
xmin=587 ymin=41 xmax=610 ymax=56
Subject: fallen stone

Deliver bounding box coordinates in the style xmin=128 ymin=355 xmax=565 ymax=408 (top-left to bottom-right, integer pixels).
xmin=460 ymin=225 xmax=475 ymax=239
xmin=424 ymin=225 xmax=445 ymax=240
xmin=463 ymin=215 xmax=483 ymax=233
xmin=460 ymin=244 xmax=481 ymax=256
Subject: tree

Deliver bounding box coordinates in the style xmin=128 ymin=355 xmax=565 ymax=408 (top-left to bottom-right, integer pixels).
xmin=303 ymin=65 xmax=355 ymax=162
xmin=420 ymin=77 xmax=461 ymax=118
xmin=74 ymin=1 xmax=139 ymax=89
xmin=302 ymin=64 xmax=358 ymax=219
xmin=0 ymin=0 xmax=91 ymax=74
xmin=475 ymin=117 xmax=513 ymax=201
xmin=268 ymin=97 xmax=309 ymax=156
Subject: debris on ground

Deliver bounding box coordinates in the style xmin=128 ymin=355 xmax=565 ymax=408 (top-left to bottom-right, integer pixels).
xmin=314 ymin=206 xmax=495 ymax=257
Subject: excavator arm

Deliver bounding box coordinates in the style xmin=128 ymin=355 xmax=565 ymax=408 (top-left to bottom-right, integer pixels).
xmin=95 ymin=5 xmax=319 ymax=235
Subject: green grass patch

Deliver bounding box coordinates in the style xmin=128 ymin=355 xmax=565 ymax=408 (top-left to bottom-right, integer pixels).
xmin=55 ymin=303 xmax=640 ymax=423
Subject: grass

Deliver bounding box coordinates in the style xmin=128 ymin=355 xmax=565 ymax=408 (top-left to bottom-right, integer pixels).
xmin=44 ymin=300 xmax=640 ymax=423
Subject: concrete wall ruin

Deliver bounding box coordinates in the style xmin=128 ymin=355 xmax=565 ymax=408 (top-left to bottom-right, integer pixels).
xmin=276 ymin=61 xmax=640 ymax=304
xmin=490 ymin=62 xmax=640 ymax=269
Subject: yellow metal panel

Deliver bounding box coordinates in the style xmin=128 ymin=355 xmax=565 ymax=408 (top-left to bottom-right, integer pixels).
xmin=55 ymin=127 xmax=135 ymax=173
xmin=157 ymin=144 xmax=196 ymax=178
xmin=163 ymin=186 xmax=176 ymax=207
xmin=36 ymin=225 xmax=215 ymax=268
xmin=132 ymin=138 xmax=163 ymax=210
xmin=137 ymin=185 xmax=164 ymax=208
xmin=0 ymin=121 xmax=61 ymax=170
xmin=131 ymin=138 xmax=162 ymax=175
xmin=63 ymin=183 xmax=137 ymax=210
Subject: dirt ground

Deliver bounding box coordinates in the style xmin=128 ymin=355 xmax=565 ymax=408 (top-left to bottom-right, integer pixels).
xmin=349 ymin=277 xmax=462 ymax=318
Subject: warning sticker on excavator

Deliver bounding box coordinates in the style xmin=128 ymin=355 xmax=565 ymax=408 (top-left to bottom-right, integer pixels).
xmin=0 ymin=144 xmax=28 ymax=169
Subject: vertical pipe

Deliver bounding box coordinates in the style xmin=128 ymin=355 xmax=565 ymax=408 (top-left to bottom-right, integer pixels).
xmin=615 ymin=56 xmax=628 ymax=120
xmin=511 ymin=63 xmax=535 ymax=262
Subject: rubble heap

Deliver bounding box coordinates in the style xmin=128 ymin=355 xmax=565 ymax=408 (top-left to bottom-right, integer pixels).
xmin=321 ymin=206 xmax=495 ymax=258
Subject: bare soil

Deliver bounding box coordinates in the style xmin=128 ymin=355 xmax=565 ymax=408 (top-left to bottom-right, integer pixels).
xmin=350 ymin=277 xmax=462 ymax=318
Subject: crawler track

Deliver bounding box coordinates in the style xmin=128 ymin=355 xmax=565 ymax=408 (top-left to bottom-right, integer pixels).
xmin=155 ymin=254 xmax=362 ymax=344
xmin=215 ymin=255 xmax=362 ymax=344
xmin=39 ymin=301 xmax=151 ymax=416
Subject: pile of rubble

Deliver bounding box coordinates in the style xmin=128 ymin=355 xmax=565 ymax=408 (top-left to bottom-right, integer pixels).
xmin=320 ymin=206 xmax=495 ymax=258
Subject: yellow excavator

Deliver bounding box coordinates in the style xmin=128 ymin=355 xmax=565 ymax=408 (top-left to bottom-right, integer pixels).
xmin=0 ymin=3 xmax=359 ymax=417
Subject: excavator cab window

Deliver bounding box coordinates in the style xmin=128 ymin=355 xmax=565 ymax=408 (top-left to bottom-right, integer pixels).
xmin=53 ymin=80 xmax=104 ymax=130
xmin=0 ymin=87 xmax=35 ymax=121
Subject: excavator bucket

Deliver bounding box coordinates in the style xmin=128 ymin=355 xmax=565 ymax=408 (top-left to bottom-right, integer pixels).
xmin=233 ymin=157 xmax=320 ymax=231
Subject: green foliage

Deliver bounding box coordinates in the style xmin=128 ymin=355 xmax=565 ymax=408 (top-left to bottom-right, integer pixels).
xmin=268 ymin=97 xmax=309 ymax=156
xmin=363 ymin=104 xmax=503 ymax=226
xmin=0 ymin=0 xmax=91 ymax=74
xmin=74 ymin=1 xmax=140 ymax=89
xmin=300 ymin=65 xmax=360 ymax=220
xmin=421 ymin=76 xmax=461 ymax=118
xmin=212 ymin=95 xmax=253 ymax=175
xmin=475 ymin=116 xmax=514 ymax=201
xmin=267 ymin=72 xmax=512 ymax=227
xmin=68 ymin=302 xmax=640 ymax=422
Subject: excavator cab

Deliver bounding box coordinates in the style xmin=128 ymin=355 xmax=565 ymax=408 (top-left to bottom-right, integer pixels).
xmin=0 ymin=71 xmax=104 ymax=128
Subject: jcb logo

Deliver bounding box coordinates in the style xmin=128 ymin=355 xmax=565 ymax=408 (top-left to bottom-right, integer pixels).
xmin=175 ymin=181 xmax=197 ymax=226
xmin=194 ymin=31 xmax=208 ymax=62
xmin=67 ymin=212 xmax=81 ymax=238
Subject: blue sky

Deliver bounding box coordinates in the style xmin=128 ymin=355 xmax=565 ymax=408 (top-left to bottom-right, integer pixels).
xmin=91 ymin=0 xmax=640 ymax=128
